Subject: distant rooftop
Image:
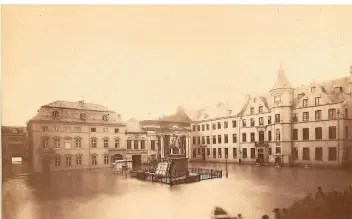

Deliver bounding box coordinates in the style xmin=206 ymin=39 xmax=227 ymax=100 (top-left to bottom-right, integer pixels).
xmin=43 ymin=100 xmax=114 ymax=112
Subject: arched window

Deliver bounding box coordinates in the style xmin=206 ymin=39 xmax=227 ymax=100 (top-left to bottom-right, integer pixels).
xmin=53 ymin=137 xmax=61 ymax=149
xmin=54 ymin=155 xmax=61 ymax=167
xmin=275 ymin=129 xmax=280 ymax=142
xmin=103 ymin=138 xmax=109 ymax=148
xmin=102 ymin=114 xmax=108 ymax=121
xmin=103 ymin=154 xmax=109 ymax=164
xmin=80 ymin=113 xmax=87 ymax=120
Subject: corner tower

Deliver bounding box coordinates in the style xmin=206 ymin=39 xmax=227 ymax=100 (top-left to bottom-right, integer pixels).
xmin=269 ymin=64 xmax=294 ymax=166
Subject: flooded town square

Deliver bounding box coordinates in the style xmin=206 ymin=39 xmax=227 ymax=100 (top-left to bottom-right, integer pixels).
xmin=3 ymin=163 xmax=352 ymax=219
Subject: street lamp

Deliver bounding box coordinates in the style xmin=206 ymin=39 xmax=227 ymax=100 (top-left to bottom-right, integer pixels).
xmin=225 ymin=154 xmax=228 ymax=178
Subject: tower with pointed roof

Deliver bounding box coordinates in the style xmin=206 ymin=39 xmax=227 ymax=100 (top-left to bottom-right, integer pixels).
xmin=269 ymin=64 xmax=295 ymax=165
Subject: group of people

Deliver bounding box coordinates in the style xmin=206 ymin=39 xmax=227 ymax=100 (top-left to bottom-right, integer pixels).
xmin=233 ymin=186 xmax=352 ymax=219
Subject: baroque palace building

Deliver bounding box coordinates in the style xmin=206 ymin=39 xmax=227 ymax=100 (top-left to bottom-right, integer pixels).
xmin=189 ymin=65 xmax=352 ymax=167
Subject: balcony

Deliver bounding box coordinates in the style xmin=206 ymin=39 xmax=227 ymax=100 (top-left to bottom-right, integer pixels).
xmin=254 ymin=141 xmax=269 ymax=147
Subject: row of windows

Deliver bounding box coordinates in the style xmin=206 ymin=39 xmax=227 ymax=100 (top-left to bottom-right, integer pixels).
xmin=52 ymin=111 xmax=110 ymax=122
xmin=193 ymin=114 xmax=281 ymax=132
xmin=53 ymin=154 xmax=109 ymax=167
xmin=192 ymin=129 xmax=279 ymax=145
xmin=41 ymin=125 xmax=120 ymax=133
xmin=126 ymin=140 xmax=157 ymax=150
xmin=292 ymin=126 xmax=340 ymax=140
xmin=192 ymin=147 xmax=282 ymax=159
xmin=42 ymin=137 xmax=121 ymax=149
xmin=293 ymin=108 xmax=345 ymax=122
xmin=291 ymin=147 xmax=337 ymax=161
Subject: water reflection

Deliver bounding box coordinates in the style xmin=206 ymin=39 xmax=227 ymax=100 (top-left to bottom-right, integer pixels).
xmin=3 ymin=163 xmax=352 ymax=219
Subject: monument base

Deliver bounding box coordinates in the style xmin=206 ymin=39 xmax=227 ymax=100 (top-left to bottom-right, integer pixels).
xmin=167 ymin=154 xmax=189 ymax=178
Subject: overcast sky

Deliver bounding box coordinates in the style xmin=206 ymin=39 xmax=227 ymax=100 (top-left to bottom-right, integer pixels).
xmin=2 ymin=5 xmax=352 ymax=126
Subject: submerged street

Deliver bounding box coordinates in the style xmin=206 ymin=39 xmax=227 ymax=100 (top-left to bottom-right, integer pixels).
xmin=3 ymin=163 xmax=352 ymax=219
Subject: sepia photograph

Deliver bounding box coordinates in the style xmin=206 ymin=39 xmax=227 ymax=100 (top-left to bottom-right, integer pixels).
xmin=2 ymin=4 xmax=352 ymax=219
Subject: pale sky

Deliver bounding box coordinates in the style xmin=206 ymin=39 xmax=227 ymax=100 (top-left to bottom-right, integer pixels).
xmin=2 ymin=5 xmax=352 ymax=126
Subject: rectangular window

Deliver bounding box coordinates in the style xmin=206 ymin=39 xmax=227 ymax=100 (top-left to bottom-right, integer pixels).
xmin=329 ymin=126 xmax=337 ymax=139
xmin=74 ymin=127 xmax=81 ymax=132
xmin=151 ymin=140 xmax=156 ymax=150
xmin=275 ymin=147 xmax=281 ymax=154
xmin=302 ymin=148 xmax=310 ymax=160
xmin=134 ymin=140 xmax=138 ymax=149
xmin=303 ymin=99 xmax=308 ymax=107
xmin=311 ymin=87 xmax=316 ymax=93
xmin=42 ymin=126 xmax=48 ymax=132
xmin=104 ymin=139 xmax=109 ymax=148
xmin=91 ymin=155 xmax=97 ymax=165
xmin=54 ymin=139 xmax=60 ymax=149
xmin=91 ymin=128 xmax=96 ymax=132
xmin=202 ymin=136 xmax=205 ymax=144
xmin=212 ymin=135 xmax=216 ymax=144
xmin=242 ymin=133 xmax=247 ymax=142
xmin=213 ymin=148 xmax=216 ymax=158
xmin=315 ymin=97 xmax=320 ymax=106
xmin=250 ymin=107 xmax=254 ymax=114
xmin=75 ymin=138 xmax=81 ymax=148
xmin=328 ymin=147 xmax=337 ymax=161
xmin=218 ymin=148 xmax=222 ymax=158
xmin=212 ymin=123 xmax=216 ymax=130
xmin=293 ymin=129 xmax=298 ymax=141
xmin=54 ymin=156 xmax=60 ymax=167
xmin=206 ymin=136 xmax=210 ymax=144
xmin=315 ymin=127 xmax=322 ymax=140
xmin=259 ymin=117 xmax=264 ymax=125
xmin=65 ymin=156 xmax=72 ymax=166
xmin=315 ymin=110 xmax=322 ymax=120
xmin=250 ymin=148 xmax=255 ymax=158
xmin=54 ymin=126 xmax=60 ymax=132
xmin=233 ymin=148 xmax=237 ymax=159
xmin=232 ymin=120 xmax=237 ymax=128
xmin=224 ymin=121 xmax=228 ymax=129
xmin=225 ymin=148 xmax=228 ymax=158
xmin=224 ymin=134 xmax=228 ymax=143
xmin=259 ymin=106 xmax=263 ymax=113
xmin=141 ymin=140 xmax=145 ymax=149
xmin=268 ymin=116 xmax=272 ymax=125
xmin=206 ymin=124 xmax=210 ymax=130
xmin=42 ymin=139 xmax=48 ymax=148
xmin=292 ymin=148 xmax=298 ymax=160
xmin=242 ymin=120 xmax=247 ymax=127
xmin=242 ymin=148 xmax=247 ymax=158
xmin=192 ymin=125 xmax=196 ymax=131
xmin=91 ymin=138 xmax=97 ymax=148
xmin=207 ymin=148 xmax=210 ymax=156
xmin=303 ymin=128 xmax=309 ymax=140
xmin=76 ymin=155 xmax=82 ymax=165
xmin=127 ymin=140 xmax=132 ymax=149
xmin=193 ymin=149 xmax=196 ymax=158
xmin=197 ymin=148 xmax=200 ymax=156
xmin=104 ymin=155 xmax=109 ymax=164
xmin=274 ymin=95 xmax=281 ymax=103
xmin=232 ymin=134 xmax=237 ymax=143
xmin=217 ymin=122 xmax=221 ymax=129
xmin=197 ymin=136 xmax=201 ymax=144
xmin=103 ymin=128 xmax=108 ymax=133
xmin=192 ymin=137 xmax=196 ymax=145
xmin=218 ymin=135 xmax=222 ymax=144
xmin=268 ymin=131 xmax=272 ymax=141
xmin=197 ymin=125 xmax=200 ymax=131
xmin=275 ymin=114 xmax=280 ymax=123
xmin=250 ymin=132 xmax=255 ymax=142
xmin=250 ymin=118 xmax=255 ymax=127
xmin=315 ymin=147 xmax=323 ymax=161
xmin=328 ymin=109 xmax=336 ymax=119
xmin=201 ymin=124 xmax=205 ymax=131
xmin=115 ymin=128 xmax=119 ymax=133
xmin=114 ymin=138 xmax=120 ymax=148
xmin=302 ymin=112 xmax=309 ymax=121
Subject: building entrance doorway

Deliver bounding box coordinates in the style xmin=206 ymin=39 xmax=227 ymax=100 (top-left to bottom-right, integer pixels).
xmin=132 ymin=155 xmax=142 ymax=171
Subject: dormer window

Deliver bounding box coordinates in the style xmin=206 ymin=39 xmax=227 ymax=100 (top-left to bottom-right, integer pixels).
xmin=102 ymin=114 xmax=108 ymax=121
xmin=334 ymin=87 xmax=343 ymax=94
xmin=311 ymin=87 xmax=316 ymax=93
xmin=52 ymin=111 xmax=59 ymax=118
xmin=259 ymin=106 xmax=263 ymax=113
xmin=80 ymin=113 xmax=87 ymax=120
xmin=227 ymin=109 xmax=232 ymax=115
xmin=12 ymin=128 xmax=18 ymax=134
xmin=274 ymin=95 xmax=281 ymax=103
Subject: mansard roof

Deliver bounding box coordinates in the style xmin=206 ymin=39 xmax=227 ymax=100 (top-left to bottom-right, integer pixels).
xmin=43 ymin=100 xmax=114 ymax=112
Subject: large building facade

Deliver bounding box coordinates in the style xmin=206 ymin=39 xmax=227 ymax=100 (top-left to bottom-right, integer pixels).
xmin=190 ymin=65 xmax=352 ymax=167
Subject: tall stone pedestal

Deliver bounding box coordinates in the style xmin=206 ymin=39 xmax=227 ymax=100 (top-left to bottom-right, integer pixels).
xmin=168 ymin=154 xmax=189 ymax=178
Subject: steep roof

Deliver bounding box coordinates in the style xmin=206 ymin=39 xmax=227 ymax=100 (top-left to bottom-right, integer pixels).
xmin=43 ymin=100 xmax=113 ymax=112
xmin=271 ymin=64 xmax=293 ymax=91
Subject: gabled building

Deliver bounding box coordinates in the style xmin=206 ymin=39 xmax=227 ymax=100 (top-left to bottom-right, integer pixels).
xmin=189 ymin=65 xmax=352 ymax=167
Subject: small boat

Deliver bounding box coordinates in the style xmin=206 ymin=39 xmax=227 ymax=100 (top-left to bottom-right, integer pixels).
xmin=211 ymin=206 xmax=237 ymax=219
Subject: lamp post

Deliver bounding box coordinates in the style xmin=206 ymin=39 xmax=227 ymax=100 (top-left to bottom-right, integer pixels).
xmin=225 ymin=154 xmax=228 ymax=178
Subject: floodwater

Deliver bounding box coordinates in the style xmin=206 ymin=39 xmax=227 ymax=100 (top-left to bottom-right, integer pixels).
xmin=3 ymin=163 xmax=352 ymax=219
